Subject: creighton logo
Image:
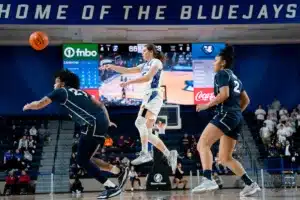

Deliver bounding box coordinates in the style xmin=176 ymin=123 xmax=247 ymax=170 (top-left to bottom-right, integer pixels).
xmin=202 ymin=45 xmax=214 ymax=54
xmin=153 ymin=173 xmax=163 ymax=183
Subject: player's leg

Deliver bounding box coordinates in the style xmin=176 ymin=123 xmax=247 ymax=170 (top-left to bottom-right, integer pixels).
xmin=90 ymin=156 xmax=129 ymax=188
xmin=145 ymin=109 xmax=178 ymax=172
xmin=76 ymin=135 xmax=116 ymax=188
xmin=219 ymin=135 xmax=260 ymax=197
xmin=192 ymin=123 xmax=223 ymax=193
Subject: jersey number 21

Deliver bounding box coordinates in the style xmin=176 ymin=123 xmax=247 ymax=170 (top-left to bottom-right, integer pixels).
xmin=68 ymin=88 xmax=88 ymax=97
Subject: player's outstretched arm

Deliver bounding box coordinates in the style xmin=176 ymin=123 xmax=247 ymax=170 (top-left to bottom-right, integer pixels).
xmin=23 ymin=97 xmax=52 ymax=111
xmin=99 ymin=64 xmax=141 ymax=74
xmin=120 ymin=63 xmax=159 ymax=88
xmin=240 ymin=90 xmax=250 ymax=112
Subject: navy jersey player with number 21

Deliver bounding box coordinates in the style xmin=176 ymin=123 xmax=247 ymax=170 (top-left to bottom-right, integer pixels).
xmin=23 ymin=69 xmax=129 ymax=199
xmin=192 ymin=45 xmax=261 ymax=197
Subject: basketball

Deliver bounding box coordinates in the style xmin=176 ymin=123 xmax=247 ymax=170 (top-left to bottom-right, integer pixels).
xmin=29 ymin=31 xmax=49 ymax=51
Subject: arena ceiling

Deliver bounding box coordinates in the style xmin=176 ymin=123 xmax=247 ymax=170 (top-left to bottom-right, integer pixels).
xmin=0 ymin=24 xmax=299 ymax=45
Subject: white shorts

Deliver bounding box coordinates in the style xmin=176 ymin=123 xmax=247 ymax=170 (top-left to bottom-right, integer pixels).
xmin=141 ymin=91 xmax=163 ymax=117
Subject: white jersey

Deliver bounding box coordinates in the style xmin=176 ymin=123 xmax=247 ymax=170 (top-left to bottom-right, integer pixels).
xmin=138 ymin=58 xmax=163 ymax=94
xmin=137 ymin=58 xmax=164 ymax=116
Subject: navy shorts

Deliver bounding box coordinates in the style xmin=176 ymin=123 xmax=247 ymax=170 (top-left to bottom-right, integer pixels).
xmin=81 ymin=118 xmax=109 ymax=140
xmin=210 ymin=111 xmax=243 ymax=140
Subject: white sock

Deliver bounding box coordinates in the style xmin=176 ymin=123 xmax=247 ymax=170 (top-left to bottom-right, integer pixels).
xmin=110 ymin=166 xmax=120 ymax=175
xmin=103 ymin=179 xmax=116 ymax=188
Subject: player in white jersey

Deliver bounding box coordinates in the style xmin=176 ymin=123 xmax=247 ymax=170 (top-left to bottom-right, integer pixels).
xmin=100 ymin=44 xmax=178 ymax=173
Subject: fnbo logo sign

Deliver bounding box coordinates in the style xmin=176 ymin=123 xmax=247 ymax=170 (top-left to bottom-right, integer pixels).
xmin=63 ymin=44 xmax=98 ymax=60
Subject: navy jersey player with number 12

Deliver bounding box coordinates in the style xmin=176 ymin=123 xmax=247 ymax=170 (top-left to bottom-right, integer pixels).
xmin=192 ymin=45 xmax=261 ymax=197
xmin=23 ymin=69 xmax=129 ymax=199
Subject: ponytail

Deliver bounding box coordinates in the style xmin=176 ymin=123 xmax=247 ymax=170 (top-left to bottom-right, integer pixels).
xmin=154 ymin=51 xmax=165 ymax=62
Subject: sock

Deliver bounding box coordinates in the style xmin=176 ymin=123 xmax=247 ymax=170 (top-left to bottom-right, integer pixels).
xmin=241 ymin=173 xmax=253 ymax=186
xmin=135 ymin=116 xmax=148 ymax=153
xmin=103 ymin=179 xmax=116 ymax=188
xmin=110 ymin=165 xmax=120 ymax=175
xmin=203 ymin=170 xmax=212 ymax=180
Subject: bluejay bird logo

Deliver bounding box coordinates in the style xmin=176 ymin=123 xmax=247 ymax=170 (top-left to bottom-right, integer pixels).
xmin=202 ymin=45 xmax=214 ymax=54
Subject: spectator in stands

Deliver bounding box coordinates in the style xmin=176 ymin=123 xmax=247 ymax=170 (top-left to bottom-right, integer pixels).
xmin=285 ymin=141 xmax=292 ymax=157
xmin=264 ymin=116 xmax=275 ymax=133
xmin=277 ymin=124 xmax=287 ymax=145
xmin=70 ymin=153 xmax=78 ymax=178
xmin=104 ymin=135 xmax=113 ymax=148
xmin=186 ymin=149 xmax=192 ymax=159
xmin=4 ymin=150 xmax=13 ymax=165
xmin=296 ymin=112 xmax=300 ymax=135
xmin=28 ymin=136 xmax=36 ymax=154
xmin=71 ymin=176 xmax=84 ymax=196
xmin=279 ymin=107 xmax=288 ymax=119
xmin=117 ymin=136 xmax=125 ymax=148
xmin=255 ymin=105 xmax=266 ymax=127
xmin=129 ymin=166 xmax=142 ymax=191
xmin=181 ymin=133 xmax=189 ymax=153
xmin=173 ymin=163 xmax=187 ymax=190
xmin=18 ymin=170 xmax=30 ymax=194
xmin=260 ymin=123 xmax=272 ymax=147
xmin=4 ymin=171 xmax=16 ymax=195
xmin=18 ymin=136 xmax=28 ymax=152
xmin=124 ymin=136 xmax=134 ymax=148
xmin=14 ymin=149 xmax=23 ymax=162
xmin=271 ymin=98 xmax=281 ymax=111
xmin=23 ymin=129 xmax=28 ymax=136
xmin=267 ymin=105 xmax=277 ymax=116
xmin=29 ymin=126 xmax=37 ymax=138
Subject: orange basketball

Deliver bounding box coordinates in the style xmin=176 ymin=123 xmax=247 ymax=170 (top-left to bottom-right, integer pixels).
xmin=29 ymin=31 xmax=49 ymax=51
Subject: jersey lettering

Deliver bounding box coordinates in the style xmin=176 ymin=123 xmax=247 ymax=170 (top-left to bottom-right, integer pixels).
xmin=68 ymin=88 xmax=88 ymax=97
xmin=233 ymin=81 xmax=241 ymax=94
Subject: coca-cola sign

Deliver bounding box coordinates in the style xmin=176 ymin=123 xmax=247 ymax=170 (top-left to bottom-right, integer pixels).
xmin=194 ymin=88 xmax=215 ymax=104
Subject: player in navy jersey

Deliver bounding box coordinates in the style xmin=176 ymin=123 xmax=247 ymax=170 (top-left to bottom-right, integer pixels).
xmin=192 ymin=45 xmax=261 ymax=196
xmin=23 ymin=69 xmax=129 ymax=199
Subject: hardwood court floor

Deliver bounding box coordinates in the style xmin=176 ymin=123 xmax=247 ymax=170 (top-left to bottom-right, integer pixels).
xmin=4 ymin=189 xmax=300 ymax=200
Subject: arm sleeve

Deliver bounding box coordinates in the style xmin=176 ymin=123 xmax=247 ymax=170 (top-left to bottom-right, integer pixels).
xmin=47 ymin=88 xmax=67 ymax=103
xmin=215 ymin=70 xmax=230 ymax=87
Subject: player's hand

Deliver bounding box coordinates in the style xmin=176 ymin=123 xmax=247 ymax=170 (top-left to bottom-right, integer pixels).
xmin=196 ymin=104 xmax=209 ymax=112
xmin=109 ymin=121 xmax=117 ymax=128
xmin=23 ymin=103 xmax=31 ymax=111
xmin=120 ymin=82 xmax=129 ymax=88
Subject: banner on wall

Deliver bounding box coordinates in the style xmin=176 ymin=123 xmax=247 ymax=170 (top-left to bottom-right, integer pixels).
xmin=0 ymin=0 xmax=298 ymax=25
xmin=192 ymin=43 xmax=225 ymax=104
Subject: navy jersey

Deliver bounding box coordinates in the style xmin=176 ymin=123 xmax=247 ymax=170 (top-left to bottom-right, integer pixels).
xmin=47 ymin=87 xmax=107 ymax=126
xmin=214 ymin=69 xmax=243 ymax=112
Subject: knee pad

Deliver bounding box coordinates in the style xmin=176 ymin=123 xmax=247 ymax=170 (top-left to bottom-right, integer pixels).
xmin=135 ymin=116 xmax=148 ymax=136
